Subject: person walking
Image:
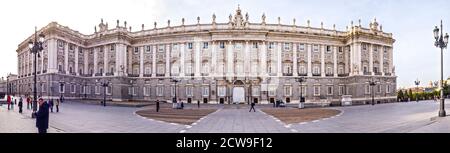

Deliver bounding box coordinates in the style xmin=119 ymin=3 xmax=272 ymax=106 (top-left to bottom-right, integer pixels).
xmin=197 ymin=100 xmax=200 ymax=109
xmin=18 ymin=97 xmax=23 ymax=113
xmin=11 ymin=97 xmax=15 ymax=110
xmin=60 ymin=95 xmax=64 ymax=103
xmin=26 ymin=96 xmax=30 ymax=110
xmin=49 ymin=99 xmax=54 ymax=113
xmin=249 ymin=101 xmax=256 ymax=112
xmin=55 ymin=99 xmax=60 ymax=113
xmin=6 ymin=95 xmax=11 ymax=110
xmin=156 ymin=100 xmax=160 ymax=112
xmin=34 ymin=98 xmax=49 ymax=133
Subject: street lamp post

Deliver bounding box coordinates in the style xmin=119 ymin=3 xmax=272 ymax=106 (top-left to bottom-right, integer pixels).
xmin=414 ymin=79 xmax=420 ymax=102
xmin=171 ymin=79 xmax=179 ymax=103
xmin=97 ymin=79 xmax=109 ymax=107
xmin=433 ymin=20 xmax=449 ymax=117
xmin=369 ymin=77 xmax=378 ymax=106
xmin=28 ymin=27 xmax=45 ymax=118
xmin=295 ymin=77 xmax=306 ymax=108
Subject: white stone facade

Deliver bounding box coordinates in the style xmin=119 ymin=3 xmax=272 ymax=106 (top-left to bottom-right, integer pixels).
xmin=11 ymin=7 xmax=396 ymax=105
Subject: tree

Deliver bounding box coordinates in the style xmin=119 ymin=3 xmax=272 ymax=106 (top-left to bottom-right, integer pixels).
xmin=408 ymin=89 xmax=413 ymax=101
xmin=397 ymin=90 xmax=404 ymax=102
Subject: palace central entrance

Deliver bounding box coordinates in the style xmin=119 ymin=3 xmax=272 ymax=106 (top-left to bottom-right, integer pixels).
xmin=232 ymin=87 xmax=245 ymax=104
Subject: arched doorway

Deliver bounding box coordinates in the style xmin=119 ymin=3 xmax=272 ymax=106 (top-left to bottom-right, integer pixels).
xmin=232 ymin=80 xmax=245 ymax=104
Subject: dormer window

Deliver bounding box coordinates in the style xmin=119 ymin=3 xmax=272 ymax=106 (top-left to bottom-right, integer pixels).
xmin=188 ymin=43 xmax=193 ymax=49
xmin=134 ymin=47 xmax=139 ymax=54
xmin=203 ymin=42 xmax=209 ymax=49
xmin=219 ymin=42 xmax=225 ymax=49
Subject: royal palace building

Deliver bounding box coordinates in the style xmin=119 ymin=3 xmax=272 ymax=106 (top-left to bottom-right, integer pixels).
xmin=10 ymin=6 xmax=396 ymax=105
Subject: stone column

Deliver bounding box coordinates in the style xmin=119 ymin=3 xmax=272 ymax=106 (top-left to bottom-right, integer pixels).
xmin=227 ymin=41 xmax=233 ymax=77
xmin=244 ymin=41 xmax=250 ymax=76
xmin=180 ymin=42 xmax=186 ymax=77
xmin=307 ymin=44 xmax=312 ymax=77
xmin=260 ymin=41 xmax=267 ymax=77
xmin=152 ymin=45 xmax=157 ymax=77
xmin=104 ymin=46 xmax=108 ymax=76
xmin=277 ymin=42 xmax=282 ymax=77
xmin=333 ymin=46 xmax=338 ymax=77
xmin=140 ymin=46 xmax=144 ymax=77
xmin=93 ymin=47 xmax=97 ymax=77
xmin=166 ymin=44 xmax=171 ymax=77
xmin=75 ymin=46 xmax=79 ymax=75
xmin=85 ymin=47 xmax=89 ymax=75
xmin=350 ymin=44 xmax=354 ymax=75
xmin=356 ymin=43 xmax=362 ymax=75
xmin=321 ymin=45 xmax=325 ymax=77
xmin=195 ymin=41 xmax=201 ymax=77
xmin=389 ymin=46 xmax=393 ymax=75
xmin=211 ymin=41 xmax=217 ymax=77
xmin=114 ymin=44 xmax=120 ymax=76
xmin=380 ymin=45 xmax=384 ymax=76
xmin=369 ymin=44 xmax=374 ymax=75
xmin=64 ymin=42 xmax=69 ymax=74
xmin=293 ymin=43 xmax=298 ymax=76
xmin=41 ymin=48 xmax=44 ymax=73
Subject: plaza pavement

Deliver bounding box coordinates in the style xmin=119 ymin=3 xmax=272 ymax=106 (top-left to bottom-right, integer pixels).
xmin=1 ymin=100 xmax=450 ymax=133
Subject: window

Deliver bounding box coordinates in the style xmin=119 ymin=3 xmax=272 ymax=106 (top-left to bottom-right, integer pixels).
xmin=326 ymin=46 xmax=332 ymax=53
xmin=69 ymin=44 xmax=74 ymax=50
xmin=327 ymin=86 xmax=333 ymax=95
xmin=145 ymin=67 xmax=151 ymax=75
xmin=171 ymin=86 xmax=175 ymax=97
xmin=269 ymin=42 xmax=274 ymax=49
xmin=284 ymin=43 xmax=290 ymax=51
xmin=59 ymin=83 xmax=65 ymax=93
xmin=374 ymin=67 xmax=379 ymax=73
xmin=134 ymin=47 xmax=139 ymax=54
xmin=111 ymin=44 xmax=115 ymax=51
xmin=299 ymin=86 xmax=306 ymax=97
xmin=269 ymin=89 xmax=276 ymax=96
xmin=95 ymin=85 xmax=99 ymax=94
xmin=144 ymin=86 xmax=150 ymax=96
xmin=132 ymin=87 xmax=137 ymax=96
xmin=363 ymin=66 xmax=368 ymax=73
xmin=202 ymin=87 xmax=209 ymax=96
xmin=377 ymin=84 xmax=382 ymax=93
xmin=313 ymin=66 xmax=320 ymax=75
xmin=298 ymin=44 xmax=305 ymax=51
xmin=252 ymin=42 xmax=258 ymax=49
xmin=173 ymin=44 xmax=178 ymax=50
xmin=106 ymin=86 xmax=112 ymax=95
xmin=157 ymin=64 xmax=165 ymax=74
xmin=338 ymin=47 xmax=343 ymax=53
xmin=338 ymin=66 xmax=344 ymax=74
xmin=218 ymin=86 xmax=226 ymax=96
xmin=69 ymin=67 xmax=73 ymax=73
xmin=362 ymin=44 xmax=367 ymax=50
xmin=157 ymin=86 xmax=164 ymax=96
xmin=58 ymin=40 xmax=64 ymax=48
xmin=188 ymin=43 xmax=193 ymax=49
xmin=79 ymin=69 xmax=83 ymax=75
xmin=86 ymin=86 xmax=91 ymax=94
xmin=339 ymin=86 xmax=345 ymax=95
xmin=71 ymin=84 xmax=76 ymax=93
xmin=186 ymin=86 xmax=193 ymax=97
xmin=284 ymin=86 xmax=292 ymax=96
xmin=314 ymin=86 xmax=320 ymax=96
xmin=203 ymin=42 xmax=209 ymax=49
xmin=299 ymin=66 xmax=306 ymax=74
xmin=158 ymin=45 xmax=165 ymax=52
xmin=386 ymin=85 xmax=391 ymax=93
xmin=327 ymin=67 xmax=332 ymax=75
xmin=365 ymin=84 xmax=370 ymax=94
xmin=235 ymin=43 xmax=242 ymax=49
xmin=81 ymin=85 xmax=86 ymax=94
xmin=146 ymin=45 xmax=151 ymax=53
xmin=219 ymin=42 xmax=225 ymax=49
xmin=100 ymin=46 xmax=104 ymax=53
xmin=313 ymin=44 xmax=319 ymax=52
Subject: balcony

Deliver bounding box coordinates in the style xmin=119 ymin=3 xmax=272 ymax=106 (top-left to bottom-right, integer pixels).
xmin=298 ymin=73 xmax=307 ymax=76
xmin=326 ymin=73 xmax=334 ymax=77
xmin=106 ymin=72 xmax=114 ymax=76
xmin=95 ymin=73 xmax=103 ymax=76
xmin=385 ymin=73 xmax=392 ymax=76
xmin=128 ymin=74 xmax=139 ymax=77
xmin=283 ymin=73 xmax=293 ymax=76
xmin=375 ymin=72 xmax=382 ymax=76
xmin=156 ymin=74 xmax=165 ymax=77
xmin=312 ymin=73 xmax=321 ymax=77
xmin=186 ymin=73 xmax=194 ymax=77
xmin=42 ymin=70 xmax=47 ymax=73
xmin=363 ymin=72 xmax=372 ymax=75
xmin=201 ymin=73 xmax=209 ymax=76
xmin=143 ymin=74 xmax=152 ymax=77
xmin=81 ymin=74 xmax=92 ymax=77
xmin=338 ymin=73 xmax=349 ymax=77
xmin=70 ymin=72 xmax=77 ymax=76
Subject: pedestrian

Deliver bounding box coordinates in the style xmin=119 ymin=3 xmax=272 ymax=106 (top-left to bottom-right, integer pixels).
xmin=11 ymin=97 xmax=15 ymax=110
xmin=249 ymin=101 xmax=256 ymax=112
xmin=49 ymin=99 xmax=54 ymax=113
xmin=18 ymin=97 xmax=23 ymax=113
xmin=197 ymin=100 xmax=200 ymax=108
xmin=34 ymin=98 xmax=49 ymax=133
xmin=156 ymin=100 xmax=160 ymax=112
xmin=26 ymin=96 xmax=30 ymax=109
xmin=60 ymin=95 xmax=64 ymax=103
xmin=7 ymin=95 xmax=11 ymax=110
xmin=55 ymin=99 xmax=60 ymax=113
xmin=181 ymin=101 xmax=184 ymax=109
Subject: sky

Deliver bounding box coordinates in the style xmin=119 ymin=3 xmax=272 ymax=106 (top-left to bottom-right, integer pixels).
xmin=0 ymin=0 xmax=449 ymax=88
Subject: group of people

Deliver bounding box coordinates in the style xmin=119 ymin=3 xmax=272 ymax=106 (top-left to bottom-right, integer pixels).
xmin=4 ymin=94 xmax=65 ymax=133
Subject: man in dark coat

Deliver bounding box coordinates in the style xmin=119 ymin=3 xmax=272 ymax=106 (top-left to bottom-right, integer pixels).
xmin=35 ymin=98 xmax=49 ymax=133
xmin=249 ymin=101 xmax=256 ymax=112
xmin=197 ymin=100 xmax=200 ymax=108
xmin=18 ymin=97 xmax=23 ymax=113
